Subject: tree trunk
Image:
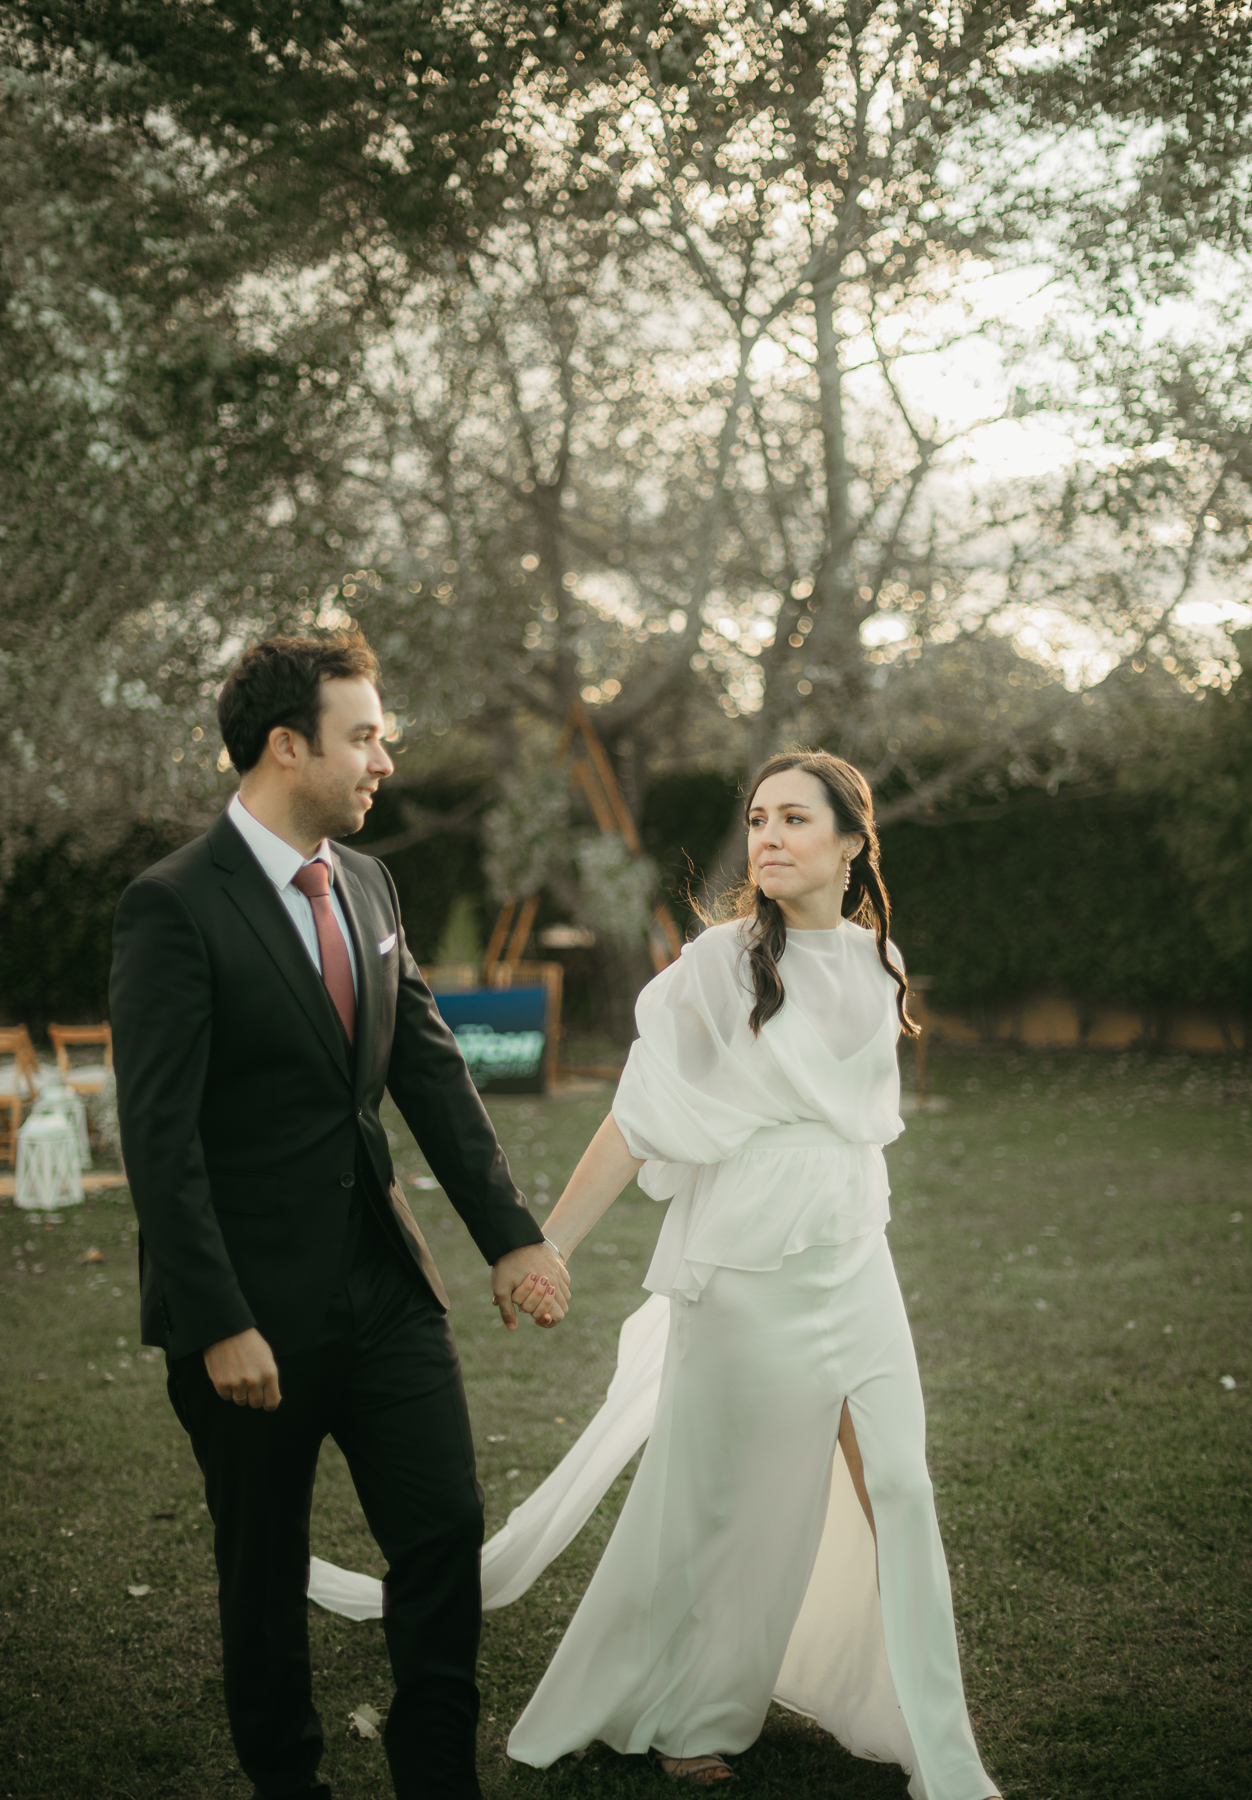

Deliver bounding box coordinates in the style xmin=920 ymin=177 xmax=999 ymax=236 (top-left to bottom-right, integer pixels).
xmin=806 ymin=275 xmax=865 ymax=696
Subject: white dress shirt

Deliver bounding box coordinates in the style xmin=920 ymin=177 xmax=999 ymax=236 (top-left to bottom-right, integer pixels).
xmin=227 ymin=792 xmax=359 ymax=995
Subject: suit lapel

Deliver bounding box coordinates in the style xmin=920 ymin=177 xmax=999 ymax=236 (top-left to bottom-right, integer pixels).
xmin=332 ymin=851 xmax=380 ymax=1099
xmin=208 ymin=812 xmax=352 ymax=1085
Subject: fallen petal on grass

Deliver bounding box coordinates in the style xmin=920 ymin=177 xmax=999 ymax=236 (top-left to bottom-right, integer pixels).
xmin=127 ymin=1584 xmax=151 ymax=1598
xmin=349 ymin=1703 xmax=381 ymax=1739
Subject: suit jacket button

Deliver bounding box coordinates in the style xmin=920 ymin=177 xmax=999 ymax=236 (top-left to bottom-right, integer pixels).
xmin=340 ymin=1171 xmax=356 ymax=1189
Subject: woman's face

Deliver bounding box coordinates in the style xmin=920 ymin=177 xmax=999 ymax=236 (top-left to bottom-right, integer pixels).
xmin=747 ymin=769 xmax=864 ymax=914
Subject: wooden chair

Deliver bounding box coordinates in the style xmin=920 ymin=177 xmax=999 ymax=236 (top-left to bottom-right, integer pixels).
xmin=0 ymin=1026 xmax=40 ymax=1168
xmin=48 ymin=1023 xmax=114 ymax=1097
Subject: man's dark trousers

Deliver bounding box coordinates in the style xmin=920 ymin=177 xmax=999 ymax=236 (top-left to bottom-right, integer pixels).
xmin=168 ymin=1182 xmax=484 ymax=1800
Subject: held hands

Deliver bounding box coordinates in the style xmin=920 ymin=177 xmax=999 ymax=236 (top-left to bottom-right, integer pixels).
xmin=203 ymin=1327 xmax=282 ymax=1410
xmin=491 ymin=1241 xmax=570 ymax=1331
xmin=489 ymin=1112 xmax=641 ymax=1335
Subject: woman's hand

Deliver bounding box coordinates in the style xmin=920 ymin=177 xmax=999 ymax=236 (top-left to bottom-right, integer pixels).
xmin=509 ymin=1267 xmax=568 ymax=1329
xmin=491 ymin=1241 xmax=570 ymax=1329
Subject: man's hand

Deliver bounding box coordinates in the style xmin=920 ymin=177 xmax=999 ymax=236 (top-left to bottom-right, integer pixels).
xmin=491 ymin=1242 xmax=570 ymax=1331
xmin=203 ymin=1328 xmax=282 ymax=1410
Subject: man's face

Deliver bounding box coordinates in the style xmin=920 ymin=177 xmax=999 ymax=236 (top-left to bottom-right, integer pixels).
xmin=289 ymin=676 xmax=395 ymax=842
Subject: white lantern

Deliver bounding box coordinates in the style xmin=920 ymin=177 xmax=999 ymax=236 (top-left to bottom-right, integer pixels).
xmin=15 ymin=1112 xmax=85 ymax=1210
xmin=30 ymin=1073 xmax=91 ymax=1169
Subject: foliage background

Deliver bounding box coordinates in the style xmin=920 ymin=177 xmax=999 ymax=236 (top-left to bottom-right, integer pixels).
xmin=2 ymin=1 xmax=1251 ymax=1039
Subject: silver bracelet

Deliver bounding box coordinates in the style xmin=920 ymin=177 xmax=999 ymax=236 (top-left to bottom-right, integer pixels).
xmin=543 ymin=1235 xmax=567 ymax=1263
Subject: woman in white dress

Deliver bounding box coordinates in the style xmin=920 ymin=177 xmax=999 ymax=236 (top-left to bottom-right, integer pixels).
xmin=506 ymin=750 xmax=1000 ymax=1798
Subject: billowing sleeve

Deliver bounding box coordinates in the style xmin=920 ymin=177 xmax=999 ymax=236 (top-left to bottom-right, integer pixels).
xmin=612 ymin=925 xmax=781 ymax=1174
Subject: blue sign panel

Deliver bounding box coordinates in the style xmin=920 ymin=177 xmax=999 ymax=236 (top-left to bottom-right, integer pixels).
xmin=430 ymin=984 xmax=549 ymax=1094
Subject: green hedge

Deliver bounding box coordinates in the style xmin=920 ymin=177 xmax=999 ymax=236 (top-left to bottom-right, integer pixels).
xmin=4 ymin=676 xmax=1248 ymax=1038
xmin=0 ymin=783 xmax=492 ymax=1037
xmin=640 ymin=737 xmax=1251 ymax=1022
xmin=882 ymin=792 xmax=1247 ymax=1014
xmin=641 ymin=769 xmax=742 ymax=929
xmin=0 ymin=826 xmax=181 ymax=1037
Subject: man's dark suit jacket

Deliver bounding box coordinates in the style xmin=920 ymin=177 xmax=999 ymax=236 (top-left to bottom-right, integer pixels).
xmin=109 ymin=809 xmax=543 ymax=1359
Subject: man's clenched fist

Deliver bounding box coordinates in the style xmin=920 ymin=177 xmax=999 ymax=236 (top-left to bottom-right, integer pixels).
xmin=204 ymin=1327 xmax=282 ymax=1410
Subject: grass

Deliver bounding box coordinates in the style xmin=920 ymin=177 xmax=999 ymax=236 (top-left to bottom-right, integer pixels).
xmin=1 ymin=1044 xmax=1249 ymax=1800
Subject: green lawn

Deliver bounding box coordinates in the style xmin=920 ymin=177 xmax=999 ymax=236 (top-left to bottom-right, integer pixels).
xmin=1 ymin=1045 xmax=1248 ymax=1800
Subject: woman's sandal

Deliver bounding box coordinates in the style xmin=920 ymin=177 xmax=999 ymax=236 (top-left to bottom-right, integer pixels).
xmin=650 ymin=1749 xmax=736 ymax=1784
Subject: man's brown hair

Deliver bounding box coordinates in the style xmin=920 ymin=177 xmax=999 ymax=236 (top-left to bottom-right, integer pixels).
xmin=217 ymin=632 xmax=381 ymax=774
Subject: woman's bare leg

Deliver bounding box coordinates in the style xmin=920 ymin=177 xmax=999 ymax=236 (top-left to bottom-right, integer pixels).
xmin=839 ymin=1399 xmax=876 ymax=1538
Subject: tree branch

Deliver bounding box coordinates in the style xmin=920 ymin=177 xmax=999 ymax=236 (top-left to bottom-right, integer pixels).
xmin=361 ymin=791 xmax=489 ymax=859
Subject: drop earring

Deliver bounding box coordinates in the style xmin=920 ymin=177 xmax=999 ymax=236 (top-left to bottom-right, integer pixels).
xmin=843 ymin=859 xmax=852 ymax=892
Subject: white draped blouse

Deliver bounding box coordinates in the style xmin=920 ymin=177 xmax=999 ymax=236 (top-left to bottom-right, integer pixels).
xmin=612 ymin=920 xmax=905 ymax=1304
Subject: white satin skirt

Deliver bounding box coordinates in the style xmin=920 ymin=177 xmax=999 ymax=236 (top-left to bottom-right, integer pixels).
xmin=506 ymin=1232 xmax=995 ymax=1800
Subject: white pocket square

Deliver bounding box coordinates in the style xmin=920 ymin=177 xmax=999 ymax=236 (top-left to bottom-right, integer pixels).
xmin=377 ymin=932 xmax=397 ymax=955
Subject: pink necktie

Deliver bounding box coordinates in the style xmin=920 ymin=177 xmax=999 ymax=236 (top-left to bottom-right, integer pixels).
xmin=291 ymin=861 xmax=356 ymax=1043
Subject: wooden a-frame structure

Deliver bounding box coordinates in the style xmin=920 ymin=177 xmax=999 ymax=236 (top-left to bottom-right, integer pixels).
xmin=483 ymin=699 xmax=684 ymax=977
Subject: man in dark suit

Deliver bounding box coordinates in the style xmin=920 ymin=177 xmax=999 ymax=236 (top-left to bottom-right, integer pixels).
xmin=109 ymin=633 xmax=568 ymax=1800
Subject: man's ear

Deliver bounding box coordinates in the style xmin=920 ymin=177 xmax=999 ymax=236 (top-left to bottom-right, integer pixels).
xmin=265 ymin=725 xmax=302 ymax=770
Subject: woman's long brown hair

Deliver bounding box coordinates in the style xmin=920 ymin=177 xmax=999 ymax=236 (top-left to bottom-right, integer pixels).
xmin=721 ymin=750 xmax=918 ymax=1038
